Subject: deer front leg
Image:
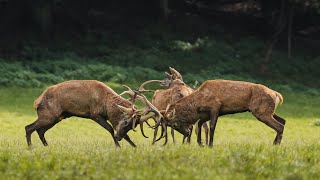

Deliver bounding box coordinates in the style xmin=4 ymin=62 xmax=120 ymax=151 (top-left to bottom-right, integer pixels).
xmin=94 ymin=117 xmax=120 ymax=147
xmin=123 ymin=134 xmax=137 ymax=147
xmin=197 ymin=118 xmax=206 ymax=147
xmin=208 ymin=109 xmax=219 ymax=148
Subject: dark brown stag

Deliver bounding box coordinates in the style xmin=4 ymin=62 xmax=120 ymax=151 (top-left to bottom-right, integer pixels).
xmin=162 ymin=80 xmax=285 ymax=147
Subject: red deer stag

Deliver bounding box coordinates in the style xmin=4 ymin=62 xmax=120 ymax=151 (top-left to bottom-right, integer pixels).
xmin=151 ymin=67 xmax=209 ymax=144
xmin=161 ymin=80 xmax=285 ymax=147
xmin=25 ymin=80 xmax=159 ymax=147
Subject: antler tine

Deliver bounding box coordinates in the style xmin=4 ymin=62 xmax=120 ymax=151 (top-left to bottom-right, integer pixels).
xmin=152 ymin=122 xmax=168 ymax=145
xmin=136 ymin=95 xmax=169 ymax=145
xmin=152 ymin=125 xmax=163 ymax=144
xmin=122 ymin=85 xmax=133 ymax=92
xmin=139 ymin=94 xmax=161 ymax=116
xmin=137 ymin=80 xmax=163 ymax=93
xmin=169 ymin=67 xmax=183 ymax=80
xmin=139 ymin=94 xmax=168 ymax=144
xmin=139 ymin=113 xmax=157 ymax=138
xmin=120 ymin=85 xmax=135 ymax=97
xmin=161 ymin=123 xmax=168 ymax=146
xmin=165 ymin=72 xmax=173 ymax=80
xmin=120 ymin=85 xmax=144 ymax=107
xmin=137 ymin=93 xmax=165 ymax=129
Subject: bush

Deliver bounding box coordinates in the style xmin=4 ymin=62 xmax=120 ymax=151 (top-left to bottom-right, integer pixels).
xmin=0 ymin=36 xmax=319 ymax=93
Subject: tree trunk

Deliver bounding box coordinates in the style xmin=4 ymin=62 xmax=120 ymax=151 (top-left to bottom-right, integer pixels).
xmin=287 ymin=5 xmax=294 ymax=59
xmin=158 ymin=0 xmax=170 ymax=21
xmin=28 ymin=0 xmax=54 ymax=40
xmin=261 ymin=0 xmax=287 ymax=74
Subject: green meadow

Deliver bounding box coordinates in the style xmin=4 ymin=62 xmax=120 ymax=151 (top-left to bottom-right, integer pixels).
xmin=0 ymin=86 xmax=319 ymax=179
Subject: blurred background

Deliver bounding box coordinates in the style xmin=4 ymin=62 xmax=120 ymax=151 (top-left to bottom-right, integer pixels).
xmin=0 ymin=0 xmax=319 ymax=90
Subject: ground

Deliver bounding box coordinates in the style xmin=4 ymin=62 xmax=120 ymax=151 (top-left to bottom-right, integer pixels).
xmin=0 ymin=86 xmax=319 ymax=179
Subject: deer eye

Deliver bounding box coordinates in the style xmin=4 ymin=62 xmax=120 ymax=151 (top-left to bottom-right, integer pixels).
xmin=124 ymin=121 xmax=129 ymax=125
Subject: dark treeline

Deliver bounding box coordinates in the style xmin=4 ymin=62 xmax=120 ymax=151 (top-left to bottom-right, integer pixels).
xmin=0 ymin=0 xmax=319 ymax=57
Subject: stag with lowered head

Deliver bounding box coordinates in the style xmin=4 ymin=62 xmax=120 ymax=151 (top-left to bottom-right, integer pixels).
xmin=161 ymin=80 xmax=285 ymax=147
xmin=25 ymin=80 xmax=159 ymax=147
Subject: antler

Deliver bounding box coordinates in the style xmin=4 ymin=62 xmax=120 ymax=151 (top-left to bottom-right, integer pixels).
xmin=119 ymin=84 xmax=165 ymax=138
xmin=120 ymin=81 xmax=164 ymax=128
xmin=137 ymin=113 xmax=153 ymax=138
xmin=161 ymin=67 xmax=184 ymax=87
xmin=137 ymin=80 xmax=163 ymax=93
xmin=150 ymin=104 xmax=177 ymax=145
xmin=169 ymin=67 xmax=183 ymax=80
xmin=138 ymin=93 xmax=163 ymax=125
xmin=120 ymin=85 xmax=143 ymax=105
xmin=120 ymin=80 xmax=164 ymax=102
xmin=120 ymin=85 xmax=135 ymax=97
xmin=119 ymin=81 xmax=168 ymax=142
xmin=137 ymin=93 xmax=170 ymax=145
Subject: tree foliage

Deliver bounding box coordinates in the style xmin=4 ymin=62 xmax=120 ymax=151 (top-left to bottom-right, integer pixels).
xmin=0 ymin=0 xmax=319 ymax=57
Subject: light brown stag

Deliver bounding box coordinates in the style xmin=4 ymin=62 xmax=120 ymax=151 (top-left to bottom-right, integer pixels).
xmin=161 ymin=80 xmax=285 ymax=147
xmin=25 ymin=80 xmax=159 ymax=147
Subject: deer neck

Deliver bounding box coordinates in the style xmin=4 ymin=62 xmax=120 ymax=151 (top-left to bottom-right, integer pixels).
xmin=172 ymin=94 xmax=200 ymax=125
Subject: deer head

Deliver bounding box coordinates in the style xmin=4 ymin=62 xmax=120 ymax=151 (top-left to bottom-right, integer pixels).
xmin=115 ymin=81 xmax=165 ymax=140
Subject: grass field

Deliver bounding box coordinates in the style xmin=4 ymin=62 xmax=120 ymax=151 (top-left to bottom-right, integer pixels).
xmin=0 ymin=85 xmax=319 ymax=179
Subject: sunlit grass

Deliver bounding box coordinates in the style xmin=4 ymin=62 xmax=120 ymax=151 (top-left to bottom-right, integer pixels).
xmin=0 ymin=86 xmax=319 ymax=179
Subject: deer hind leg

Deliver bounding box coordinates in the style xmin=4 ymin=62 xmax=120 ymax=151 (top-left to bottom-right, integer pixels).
xmin=171 ymin=127 xmax=175 ymax=144
xmin=25 ymin=121 xmax=38 ymax=146
xmin=186 ymin=125 xmax=193 ymax=144
xmin=182 ymin=126 xmax=191 ymax=144
xmin=36 ymin=120 xmax=58 ymax=146
xmin=25 ymin=117 xmax=57 ymax=147
xmin=273 ymin=114 xmax=286 ymax=125
xmin=36 ymin=128 xmax=49 ymax=146
xmin=94 ymin=117 xmax=120 ymax=147
xmin=182 ymin=136 xmax=187 ymax=144
xmin=202 ymin=122 xmax=209 ymax=145
xmin=253 ymin=113 xmax=284 ymax=145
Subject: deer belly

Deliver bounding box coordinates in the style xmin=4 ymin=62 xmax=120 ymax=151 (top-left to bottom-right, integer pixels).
xmin=220 ymin=103 xmax=249 ymax=115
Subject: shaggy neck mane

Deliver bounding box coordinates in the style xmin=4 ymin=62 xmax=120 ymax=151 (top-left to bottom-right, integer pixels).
xmin=170 ymin=91 xmax=201 ymax=124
